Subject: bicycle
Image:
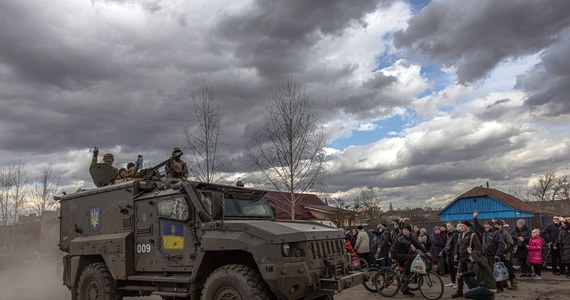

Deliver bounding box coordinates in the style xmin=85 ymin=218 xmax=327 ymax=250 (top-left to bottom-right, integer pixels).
xmin=373 ymin=254 xmax=444 ymax=300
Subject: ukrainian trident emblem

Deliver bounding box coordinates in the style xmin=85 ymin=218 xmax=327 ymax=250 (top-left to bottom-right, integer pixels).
xmin=90 ymin=208 xmax=101 ymax=230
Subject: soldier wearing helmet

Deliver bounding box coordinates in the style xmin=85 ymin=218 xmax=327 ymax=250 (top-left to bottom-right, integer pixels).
xmin=90 ymin=147 xmax=119 ymax=180
xmin=165 ymin=147 xmax=189 ymax=180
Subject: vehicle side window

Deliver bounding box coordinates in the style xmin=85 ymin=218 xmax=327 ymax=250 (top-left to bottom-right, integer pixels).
xmin=158 ymin=196 xmax=190 ymax=221
xmin=224 ymin=198 xmax=240 ymax=216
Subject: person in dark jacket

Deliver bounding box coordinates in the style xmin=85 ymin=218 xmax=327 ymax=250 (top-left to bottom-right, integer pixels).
xmin=557 ymin=219 xmax=570 ymax=277
xmin=541 ymin=216 xmax=562 ymax=275
xmin=390 ymin=225 xmax=431 ymax=296
xmin=495 ymin=220 xmax=517 ymax=290
xmin=473 ymin=216 xmax=505 ymax=270
xmin=373 ymin=223 xmax=392 ymax=267
xmin=439 ymin=224 xmax=449 ymax=273
xmin=445 ymin=222 xmax=459 ymax=287
xmin=431 ymin=226 xmax=447 ymax=275
xmin=459 ymin=249 xmax=497 ymax=300
xmin=452 ymin=220 xmax=482 ymax=298
xmin=513 ymin=219 xmax=531 ymax=276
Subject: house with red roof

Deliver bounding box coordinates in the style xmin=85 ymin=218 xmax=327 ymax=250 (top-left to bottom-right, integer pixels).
xmin=263 ymin=191 xmax=354 ymax=226
xmin=438 ymin=186 xmax=554 ymax=222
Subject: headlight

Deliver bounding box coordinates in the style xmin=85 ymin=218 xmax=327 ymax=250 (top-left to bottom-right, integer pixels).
xmin=282 ymin=243 xmax=291 ymax=257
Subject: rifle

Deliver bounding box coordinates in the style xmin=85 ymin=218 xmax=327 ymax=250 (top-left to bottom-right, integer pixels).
xmin=134 ymin=153 xmax=182 ymax=179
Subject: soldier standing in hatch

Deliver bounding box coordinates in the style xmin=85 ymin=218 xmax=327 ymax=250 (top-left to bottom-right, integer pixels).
xmin=165 ymin=147 xmax=189 ymax=180
xmin=91 ymin=147 xmax=119 ymax=179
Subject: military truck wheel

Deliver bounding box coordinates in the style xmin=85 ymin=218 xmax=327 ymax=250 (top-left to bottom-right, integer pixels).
xmin=202 ymin=264 xmax=273 ymax=300
xmin=77 ymin=262 xmax=122 ymax=300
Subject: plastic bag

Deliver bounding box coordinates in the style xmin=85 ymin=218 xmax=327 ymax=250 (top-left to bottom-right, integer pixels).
xmin=411 ymin=254 xmax=427 ymax=275
xmin=493 ymin=262 xmax=509 ymax=282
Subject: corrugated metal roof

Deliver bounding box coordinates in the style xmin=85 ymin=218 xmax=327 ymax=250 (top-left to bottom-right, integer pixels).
xmin=457 ymin=187 xmax=539 ymax=212
xmin=439 ymin=186 xmax=554 ymax=216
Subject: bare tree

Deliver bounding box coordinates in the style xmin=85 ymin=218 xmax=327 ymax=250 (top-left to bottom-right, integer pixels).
xmin=183 ymin=82 xmax=222 ymax=183
xmin=328 ymin=197 xmax=355 ymax=227
xmin=29 ymin=163 xmax=60 ymax=216
xmin=528 ymin=170 xmax=557 ymax=207
xmin=0 ymin=161 xmax=29 ymax=252
xmin=0 ymin=161 xmax=28 ymax=225
xmin=354 ymin=187 xmax=383 ymax=224
xmin=508 ymin=184 xmax=531 ymax=202
xmin=248 ymin=76 xmax=326 ymax=220
xmin=556 ymin=176 xmax=570 ymax=202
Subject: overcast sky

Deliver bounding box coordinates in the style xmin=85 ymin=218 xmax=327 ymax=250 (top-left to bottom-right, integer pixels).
xmin=1 ymin=0 xmax=569 ymax=209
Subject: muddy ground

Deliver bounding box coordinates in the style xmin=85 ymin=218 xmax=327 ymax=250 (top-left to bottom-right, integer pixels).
xmin=1 ymin=259 xmax=568 ymax=300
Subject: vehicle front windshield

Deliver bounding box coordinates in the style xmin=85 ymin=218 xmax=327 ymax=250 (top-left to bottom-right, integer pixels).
xmin=224 ymin=195 xmax=273 ymax=218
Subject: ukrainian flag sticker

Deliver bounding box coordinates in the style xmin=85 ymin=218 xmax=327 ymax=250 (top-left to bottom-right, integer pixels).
xmin=162 ymin=221 xmax=184 ymax=250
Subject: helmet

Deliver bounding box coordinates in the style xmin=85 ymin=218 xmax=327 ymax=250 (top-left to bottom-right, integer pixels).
xmin=171 ymin=147 xmax=183 ymax=157
xmin=103 ymin=153 xmax=114 ymax=164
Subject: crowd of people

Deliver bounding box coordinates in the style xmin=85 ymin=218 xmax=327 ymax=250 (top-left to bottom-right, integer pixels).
xmin=344 ymin=213 xmax=570 ymax=299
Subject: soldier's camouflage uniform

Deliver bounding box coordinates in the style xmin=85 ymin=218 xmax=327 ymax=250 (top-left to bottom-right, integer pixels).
xmin=165 ymin=159 xmax=189 ymax=180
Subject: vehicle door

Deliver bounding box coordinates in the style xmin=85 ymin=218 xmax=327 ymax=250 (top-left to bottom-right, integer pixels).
xmin=134 ymin=194 xmax=195 ymax=272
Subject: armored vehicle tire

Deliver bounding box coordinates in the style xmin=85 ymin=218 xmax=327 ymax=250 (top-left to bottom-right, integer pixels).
xmin=201 ymin=264 xmax=273 ymax=300
xmin=77 ymin=262 xmax=122 ymax=300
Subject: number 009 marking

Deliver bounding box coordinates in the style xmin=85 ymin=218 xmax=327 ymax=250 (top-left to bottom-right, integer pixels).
xmin=136 ymin=243 xmax=152 ymax=253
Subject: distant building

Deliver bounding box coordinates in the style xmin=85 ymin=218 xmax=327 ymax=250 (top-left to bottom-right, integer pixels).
xmin=263 ymin=191 xmax=354 ymax=226
xmin=439 ymin=186 xmax=554 ymax=222
xmin=542 ymin=199 xmax=570 ymax=215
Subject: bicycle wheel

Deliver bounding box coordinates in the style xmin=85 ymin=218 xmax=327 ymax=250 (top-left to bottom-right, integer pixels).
xmin=418 ymin=272 xmax=444 ymax=300
xmin=407 ymin=273 xmax=420 ymax=291
xmin=362 ymin=267 xmax=379 ymax=293
xmin=374 ymin=270 xmax=400 ymax=297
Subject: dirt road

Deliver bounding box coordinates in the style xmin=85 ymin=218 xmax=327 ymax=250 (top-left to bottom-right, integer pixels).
xmin=1 ymin=260 xmax=568 ymax=300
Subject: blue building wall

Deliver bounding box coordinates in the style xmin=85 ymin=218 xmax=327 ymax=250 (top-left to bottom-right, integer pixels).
xmin=439 ymin=195 xmax=534 ymax=221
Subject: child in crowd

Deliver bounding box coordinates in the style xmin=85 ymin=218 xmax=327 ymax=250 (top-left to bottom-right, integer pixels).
xmin=526 ymin=229 xmax=543 ymax=279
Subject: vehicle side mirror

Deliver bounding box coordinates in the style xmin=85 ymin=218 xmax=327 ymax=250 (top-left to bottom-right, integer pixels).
xmin=211 ymin=192 xmax=224 ymax=220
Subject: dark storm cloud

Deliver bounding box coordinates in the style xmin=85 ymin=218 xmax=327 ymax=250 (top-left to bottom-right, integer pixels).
xmin=0 ymin=2 xmax=124 ymax=90
xmin=393 ymin=0 xmax=570 ymax=83
xmin=216 ymin=0 xmax=382 ymax=79
xmin=516 ymin=36 xmax=570 ymax=116
xmin=0 ymin=0 xmax=396 ymax=167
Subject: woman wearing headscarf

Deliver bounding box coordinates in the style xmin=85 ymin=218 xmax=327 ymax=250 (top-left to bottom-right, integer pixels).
xmin=513 ymin=219 xmax=531 ymax=276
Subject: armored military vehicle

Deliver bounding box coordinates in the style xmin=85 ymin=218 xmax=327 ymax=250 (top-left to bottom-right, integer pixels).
xmin=58 ymin=165 xmax=365 ymax=299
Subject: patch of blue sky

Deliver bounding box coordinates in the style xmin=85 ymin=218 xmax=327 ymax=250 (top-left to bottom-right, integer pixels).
xmin=408 ymin=0 xmax=432 ymax=14
xmin=417 ymin=64 xmax=453 ymax=98
xmin=372 ymin=32 xmax=401 ymax=72
xmin=328 ymin=115 xmax=409 ymax=150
